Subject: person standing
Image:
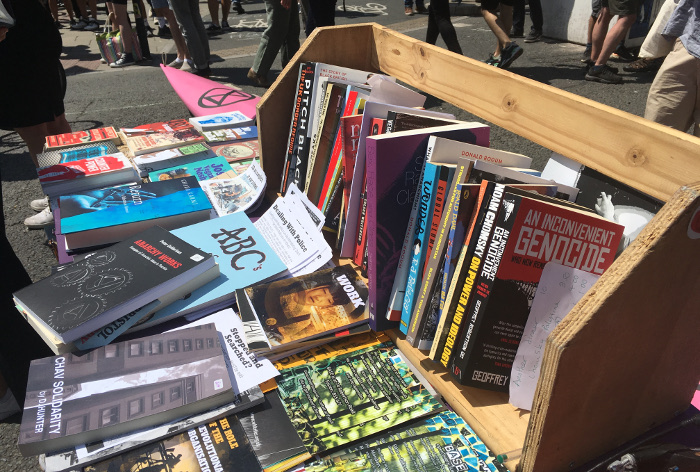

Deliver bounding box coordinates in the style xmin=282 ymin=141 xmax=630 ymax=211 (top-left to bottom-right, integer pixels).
xmin=426 ymin=0 xmax=462 ymax=54
xmin=644 ymin=0 xmax=700 ymax=136
xmin=304 ymin=0 xmax=336 ymax=36
xmin=512 ymin=0 xmax=543 ymax=42
xmin=248 ymin=0 xmax=300 ymax=87
xmin=170 ymin=0 xmax=212 ymax=76
xmin=404 ymin=0 xmax=427 ymax=16
xmin=585 ymin=0 xmax=642 ymax=83
xmin=107 ymin=0 xmax=138 ymax=67
xmin=481 ymin=0 xmax=523 ymax=69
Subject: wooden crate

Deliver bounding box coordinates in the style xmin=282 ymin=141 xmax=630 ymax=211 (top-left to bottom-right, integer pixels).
xmin=256 ymin=23 xmax=700 ymax=472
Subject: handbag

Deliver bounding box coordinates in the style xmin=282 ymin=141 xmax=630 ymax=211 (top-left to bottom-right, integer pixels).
xmin=95 ymin=26 xmax=143 ymax=64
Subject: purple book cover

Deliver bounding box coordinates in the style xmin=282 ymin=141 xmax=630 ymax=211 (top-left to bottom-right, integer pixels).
xmin=364 ymin=124 xmax=489 ymax=332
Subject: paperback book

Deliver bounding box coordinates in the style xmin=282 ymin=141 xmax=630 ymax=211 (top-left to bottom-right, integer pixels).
xmin=189 ymin=110 xmax=255 ymax=131
xmin=202 ymin=126 xmax=258 ymax=144
xmin=147 ymin=155 xmax=233 ymax=182
xmin=237 ymin=264 xmax=369 ymax=353
xmin=37 ymin=153 xmax=140 ymax=198
xmin=132 ymin=142 xmax=216 ymax=177
xmin=18 ymin=324 xmax=235 ymax=456
xmin=44 ymin=127 xmax=121 ymax=151
xmin=199 ymin=160 xmax=267 ymax=216
xmin=211 ymin=140 xmax=260 ymax=164
xmin=120 ymin=118 xmax=195 ymax=137
xmin=125 ymin=128 xmax=205 ymax=156
xmin=13 ymin=225 xmax=217 ymax=346
xmin=275 ymin=340 xmax=443 ymax=454
xmin=36 ymin=142 xmax=121 ymax=169
xmin=58 ymin=176 xmax=214 ymax=251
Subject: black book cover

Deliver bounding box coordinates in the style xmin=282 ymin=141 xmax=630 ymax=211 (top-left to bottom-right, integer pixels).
xmin=13 ymin=225 xmax=215 ymax=344
xmin=18 ymin=324 xmax=236 ymax=456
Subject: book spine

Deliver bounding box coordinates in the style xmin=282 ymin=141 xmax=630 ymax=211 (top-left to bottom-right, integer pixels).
xmin=399 ymin=163 xmax=440 ymax=335
xmin=430 ymin=181 xmax=499 ymax=365
xmin=304 ymin=84 xmax=335 ymax=194
xmin=353 ymin=168 xmax=368 ymax=266
xmin=385 ymin=111 xmax=396 ymax=133
xmin=340 ymin=116 xmax=361 ymax=214
xmin=406 ymin=165 xmax=466 ymax=348
xmin=284 ymin=62 xmax=314 ymax=192
xmin=281 ymin=63 xmax=307 ymax=192
xmin=451 ymin=191 xmax=519 ymax=387
xmin=422 ymin=166 xmax=452 ymax=275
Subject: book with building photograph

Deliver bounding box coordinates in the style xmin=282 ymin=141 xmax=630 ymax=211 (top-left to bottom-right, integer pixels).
xmin=18 ymin=324 xmax=237 ymax=457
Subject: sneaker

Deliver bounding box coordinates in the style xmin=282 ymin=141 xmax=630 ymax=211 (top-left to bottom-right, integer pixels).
xmin=415 ymin=4 xmax=427 ymax=13
xmin=585 ymin=64 xmax=623 ymax=84
xmin=247 ymin=68 xmax=270 ymax=87
xmin=404 ymin=6 xmax=414 ymax=15
xmin=524 ymin=28 xmax=542 ymax=43
xmin=84 ymin=19 xmax=99 ymax=31
xmin=69 ymin=18 xmax=77 ymax=27
xmin=510 ymin=28 xmax=524 ymax=38
xmin=168 ymin=57 xmax=184 ymax=69
xmin=484 ymin=53 xmax=501 ymax=67
xmin=612 ymin=44 xmax=636 ymax=62
xmin=581 ymin=46 xmax=592 ymax=63
xmin=206 ymin=23 xmax=222 ymax=33
xmin=70 ymin=18 xmax=88 ymax=30
xmin=498 ymin=42 xmax=523 ymax=69
xmin=24 ymin=207 xmax=54 ymax=229
xmin=584 ymin=59 xmax=619 ymax=74
xmin=30 ymin=196 xmax=49 ymax=212
xmin=222 ymin=20 xmax=230 ymax=29
xmin=110 ymin=52 xmax=135 ymax=68
xmin=234 ymin=3 xmax=245 ymax=14
xmin=158 ymin=25 xmax=171 ymax=37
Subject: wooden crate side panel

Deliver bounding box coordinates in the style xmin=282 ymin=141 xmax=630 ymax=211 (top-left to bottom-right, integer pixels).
xmin=369 ymin=25 xmax=700 ymax=203
xmin=257 ymin=24 xmax=378 ymax=195
xmin=388 ymin=331 xmax=529 ymax=472
xmin=522 ymin=183 xmax=700 ymax=472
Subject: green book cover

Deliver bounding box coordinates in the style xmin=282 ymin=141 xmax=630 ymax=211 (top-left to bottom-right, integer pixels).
xmin=276 ymin=341 xmax=442 ymax=454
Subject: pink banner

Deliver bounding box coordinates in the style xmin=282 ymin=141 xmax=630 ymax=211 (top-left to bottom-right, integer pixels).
xmin=160 ymin=64 xmax=260 ymax=118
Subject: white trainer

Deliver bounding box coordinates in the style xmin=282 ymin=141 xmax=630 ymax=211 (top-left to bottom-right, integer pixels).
xmin=29 ymin=196 xmax=49 ymax=212
xmin=24 ymin=207 xmax=54 ymax=229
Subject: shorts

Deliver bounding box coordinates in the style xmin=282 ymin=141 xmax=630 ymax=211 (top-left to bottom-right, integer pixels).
xmin=602 ymin=0 xmax=642 ymax=16
xmin=150 ymin=0 xmax=170 ymax=9
xmin=481 ymin=0 xmax=514 ymax=11
xmin=591 ymin=0 xmax=602 ymax=18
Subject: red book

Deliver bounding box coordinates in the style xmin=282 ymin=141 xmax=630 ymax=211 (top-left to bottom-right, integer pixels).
xmin=121 ymin=119 xmax=195 ymax=137
xmin=340 ymin=114 xmax=363 ymax=214
xmin=422 ymin=165 xmax=450 ymax=275
xmin=45 ymin=127 xmax=120 ymax=150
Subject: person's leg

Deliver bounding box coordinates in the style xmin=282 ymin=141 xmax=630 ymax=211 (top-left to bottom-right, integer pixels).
xmin=404 ymin=0 xmax=414 ymax=15
xmin=170 ymin=0 xmax=210 ymax=70
xmin=590 ymin=6 xmax=612 ymax=63
xmin=594 ymin=12 xmax=636 ymax=67
xmin=162 ymin=8 xmax=189 ymax=61
xmin=512 ymin=0 xmax=525 ymax=36
xmin=529 ymin=0 xmax=543 ymax=31
xmin=207 ymin=0 xmax=221 ymax=27
xmin=48 ymin=0 xmax=60 ymax=23
xmin=14 ymin=114 xmax=71 ymax=167
xmin=112 ymin=2 xmax=134 ymax=54
xmin=426 ymin=0 xmax=462 ymax=54
xmin=280 ymin=0 xmax=300 ymax=68
xmin=482 ymin=5 xmax=510 ymax=57
xmin=251 ymin=0 xmax=290 ymax=79
xmin=644 ymin=40 xmax=698 ymax=135
xmin=221 ymin=0 xmax=231 ymax=25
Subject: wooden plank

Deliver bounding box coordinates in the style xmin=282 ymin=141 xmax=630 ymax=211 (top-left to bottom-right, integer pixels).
xmin=369 ymin=24 xmax=700 ymax=202
xmin=257 ymin=24 xmax=377 ymax=195
xmin=387 ymin=331 xmax=529 ymax=472
xmin=522 ymin=183 xmax=700 ymax=472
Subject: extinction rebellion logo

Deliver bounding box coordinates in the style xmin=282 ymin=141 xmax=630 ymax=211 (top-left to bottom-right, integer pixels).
xmin=198 ymin=88 xmax=256 ymax=109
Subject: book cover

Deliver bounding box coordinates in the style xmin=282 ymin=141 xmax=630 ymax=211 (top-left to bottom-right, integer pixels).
xmin=132 ymin=142 xmax=216 ymax=176
xmin=288 ymin=63 xmax=317 ymax=192
xmin=238 ymin=265 xmax=369 ymax=353
xmin=141 ymin=211 xmax=288 ymax=327
xmin=189 ymin=110 xmax=255 ymax=131
xmin=125 ymin=128 xmax=205 ymax=156
xmin=121 ymin=118 xmax=195 ymax=137
xmin=44 ymin=386 xmax=264 ymax=472
xmin=83 ymin=414 xmax=261 ymax=472
xmin=275 ymin=340 xmax=443 ymax=454
xmin=13 ymin=226 xmax=217 ymax=345
xmin=305 ymin=410 xmax=504 ymax=472
xmin=339 ymin=114 xmax=363 ymax=216
xmin=38 ymin=154 xmax=139 ymax=197
xmin=451 ymin=191 xmax=624 ymax=390
xmin=147 ymin=156 xmax=233 ymax=182
xmin=58 ymin=177 xmax=213 ymax=250
xmin=45 ymin=127 xmax=120 ymax=150
xmin=363 ymin=123 xmax=490 ymax=332
xmin=282 ymin=62 xmax=315 ymax=193
xmin=429 ymin=136 xmax=533 ymax=169
xmin=36 ymin=142 xmax=121 ymax=168
xmin=211 ymin=140 xmax=260 ymax=164
xmin=399 ymin=162 xmax=442 ymax=335
xmin=238 ymin=391 xmax=310 ymax=472
xmin=202 ymin=126 xmax=258 ymax=144
xmin=18 ymin=324 xmax=235 ymax=456
xmin=386 ymin=111 xmax=460 ymax=133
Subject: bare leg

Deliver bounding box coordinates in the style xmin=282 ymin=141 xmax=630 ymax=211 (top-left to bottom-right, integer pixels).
xmin=15 ymin=114 xmax=72 ymax=168
xmin=221 ymin=0 xmax=231 ymax=23
xmin=594 ymin=13 xmax=637 ymax=67
xmin=48 ymin=0 xmax=59 ymax=22
xmin=86 ymin=0 xmax=98 ymax=21
xmin=590 ymin=7 xmax=613 ymax=63
xmin=111 ymin=2 xmax=134 ymax=54
xmin=208 ymin=0 xmax=220 ymax=26
xmin=482 ymin=7 xmax=512 ymax=57
xmin=156 ymin=7 xmax=190 ymax=60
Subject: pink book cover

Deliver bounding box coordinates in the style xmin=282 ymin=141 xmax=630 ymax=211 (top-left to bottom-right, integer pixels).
xmin=364 ymin=124 xmax=489 ymax=332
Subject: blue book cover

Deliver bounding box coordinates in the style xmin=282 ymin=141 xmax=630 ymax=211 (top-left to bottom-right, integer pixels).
xmin=147 ymin=156 xmax=233 ymax=182
xmin=59 ymin=143 xmax=115 ymax=163
xmin=399 ymin=162 xmax=441 ymax=334
xmin=59 ymin=176 xmax=212 ymax=234
xmin=143 ymin=212 xmax=288 ymax=324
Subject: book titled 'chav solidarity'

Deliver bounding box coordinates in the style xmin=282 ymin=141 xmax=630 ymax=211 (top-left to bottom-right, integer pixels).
xmin=13 ymin=225 xmax=217 ymax=346
xmin=58 ymin=176 xmax=213 ymax=251
xmin=17 ymin=323 xmax=235 ymax=457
